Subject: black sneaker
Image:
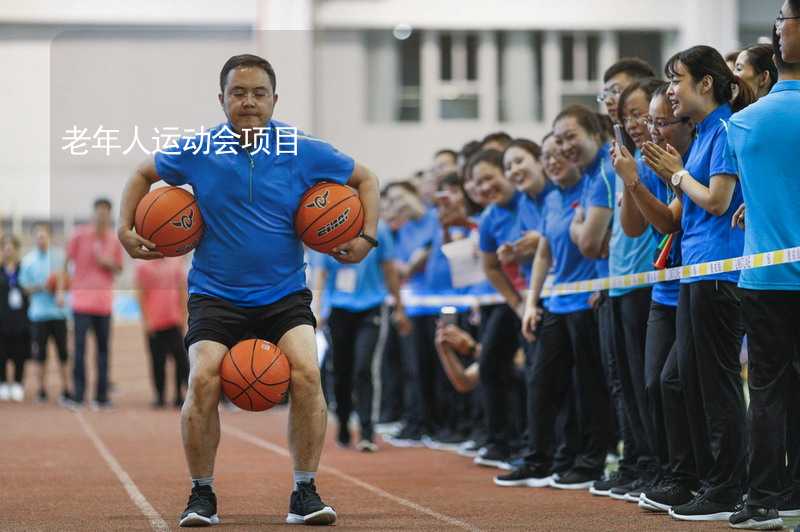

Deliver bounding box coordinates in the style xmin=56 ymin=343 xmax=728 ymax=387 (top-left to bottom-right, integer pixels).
xmin=549 ymin=470 xmax=600 ymax=490
xmin=640 ymin=482 xmax=694 ymax=513
xmin=779 ymin=492 xmax=800 ymax=517
xmin=286 ymin=480 xmax=336 ymax=525
xmin=473 ymin=445 xmax=511 ymax=469
xmin=669 ymin=492 xmax=737 ymax=521
xmin=178 ymin=485 xmax=219 ymax=527
xmin=383 ymin=425 xmax=423 ymax=448
xmin=729 ymin=505 xmax=783 ymax=530
xmin=589 ymin=471 xmax=636 ymax=497
xmin=609 ymin=478 xmax=639 ymax=501
xmin=623 ymin=477 xmax=650 ymax=503
xmin=494 ymin=465 xmax=553 ymax=487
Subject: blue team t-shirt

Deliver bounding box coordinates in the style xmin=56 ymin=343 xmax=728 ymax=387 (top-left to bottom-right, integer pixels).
xmin=542 ymin=179 xmax=597 ymax=314
xmin=609 ymin=158 xmax=656 ymax=298
xmin=679 ymin=104 xmax=744 ymax=284
xmin=319 ymin=223 xmax=394 ymax=312
xmin=727 ymin=80 xmax=800 ymax=291
xmin=640 ymin=163 xmax=682 ymax=307
xmin=478 ymin=190 xmax=524 ymax=253
xmin=581 ymin=143 xmax=615 ymax=279
xmin=393 ymin=207 xmax=438 ymax=293
xmin=154 ymin=120 xmax=355 ymax=307
xmin=517 ymin=186 xmax=551 ymax=282
xmin=19 ymin=247 xmax=70 ymax=322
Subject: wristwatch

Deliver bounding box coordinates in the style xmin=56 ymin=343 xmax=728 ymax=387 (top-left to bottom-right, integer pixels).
xmin=358 ymin=231 xmax=379 ymax=248
xmin=671 ymin=169 xmax=689 ymax=187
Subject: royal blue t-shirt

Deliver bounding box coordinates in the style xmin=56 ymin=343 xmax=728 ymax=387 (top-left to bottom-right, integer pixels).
xmin=727 ymin=81 xmax=800 ymax=291
xmin=393 ymin=207 xmax=438 ymax=293
xmin=517 ymin=186 xmax=551 ymax=281
xmin=640 ymin=163 xmax=682 ymax=307
xmin=679 ymin=104 xmax=744 ymax=284
xmin=479 ymin=190 xmax=524 ymax=253
xmin=319 ymin=223 xmax=394 ymax=312
xmin=154 ymin=120 xmax=355 ymax=306
xmin=580 ymin=144 xmax=615 ymax=279
xmin=542 ymin=179 xmax=596 ymax=314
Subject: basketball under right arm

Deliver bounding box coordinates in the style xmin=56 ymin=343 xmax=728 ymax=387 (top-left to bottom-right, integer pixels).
xmin=117 ymin=160 xmax=164 ymax=260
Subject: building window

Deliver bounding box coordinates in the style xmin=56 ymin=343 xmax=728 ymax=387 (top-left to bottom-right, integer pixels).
xmin=438 ymin=31 xmax=480 ymax=120
xmin=619 ymin=31 xmax=663 ymax=74
xmin=398 ymin=30 xmax=422 ymax=121
xmin=365 ymin=29 xmax=421 ymax=122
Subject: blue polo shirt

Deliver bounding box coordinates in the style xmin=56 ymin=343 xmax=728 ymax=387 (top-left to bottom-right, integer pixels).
xmin=394 ymin=208 xmax=438 ymax=316
xmin=479 ymin=190 xmax=524 ymax=253
xmin=154 ymin=120 xmax=355 ymax=306
xmin=319 ymin=223 xmax=394 ymax=312
xmin=19 ymin=247 xmax=70 ymax=322
xmin=680 ymin=104 xmax=744 ymax=284
xmin=640 ymin=163 xmax=682 ymax=307
xmin=727 ymin=81 xmax=800 ymax=290
xmin=517 ymin=186 xmax=551 ymax=282
xmin=542 ymin=179 xmax=596 ymax=314
xmin=581 ymin=144 xmax=615 ymax=279
xmin=609 ymin=157 xmax=656 ymax=298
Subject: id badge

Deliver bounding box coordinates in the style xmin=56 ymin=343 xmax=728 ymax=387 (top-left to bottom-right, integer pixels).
xmin=335 ymin=268 xmax=357 ymax=293
xmin=8 ymin=287 xmax=22 ymax=310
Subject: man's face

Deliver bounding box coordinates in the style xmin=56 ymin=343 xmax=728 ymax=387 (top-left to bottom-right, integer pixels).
xmin=601 ymin=72 xmax=633 ymax=123
xmin=219 ymin=67 xmax=277 ymax=137
xmin=93 ymin=204 xmax=112 ymax=227
xmin=35 ymin=227 xmax=49 ymax=250
xmin=778 ymin=0 xmax=800 ymax=63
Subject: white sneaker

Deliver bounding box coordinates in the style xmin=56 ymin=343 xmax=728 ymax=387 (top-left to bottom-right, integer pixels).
xmin=0 ymin=383 xmax=10 ymax=401
xmin=9 ymin=383 xmax=24 ymax=402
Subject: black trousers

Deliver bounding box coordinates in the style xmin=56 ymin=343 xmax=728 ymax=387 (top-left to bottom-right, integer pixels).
xmin=524 ymin=309 xmax=610 ymax=475
xmin=611 ymin=288 xmax=656 ymax=475
xmin=674 ymin=281 xmax=746 ymax=504
xmin=644 ymin=302 xmax=677 ymax=474
xmin=329 ymin=306 xmax=382 ymax=439
xmin=597 ymin=294 xmax=626 ymax=464
xmin=742 ymin=289 xmax=800 ymax=508
xmin=0 ymin=332 xmax=30 ymax=384
xmin=32 ymin=319 xmax=69 ymax=364
xmin=378 ymin=314 xmax=404 ymax=424
xmin=478 ymin=304 xmax=521 ymax=449
xmin=73 ymin=313 xmax=111 ymax=404
xmin=147 ymin=326 xmax=188 ymax=404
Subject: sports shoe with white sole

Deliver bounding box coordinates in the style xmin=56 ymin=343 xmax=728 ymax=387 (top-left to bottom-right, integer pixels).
xmin=549 ymin=470 xmax=600 ymax=490
xmin=286 ymin=480 xmax=336 ymax=526
xmin=179 ymin=485 xmax=219 ymax=527
xmin=494 ymin=465 xmax=553 ymax=487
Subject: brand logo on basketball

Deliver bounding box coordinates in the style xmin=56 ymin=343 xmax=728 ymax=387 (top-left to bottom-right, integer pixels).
xmin=317 ymin=208 xmax=350 ymax=237
xmin=305 ymin=190 xmax=329 ymax=209
xmin=171 ymin=208 xmax=195 ymax=230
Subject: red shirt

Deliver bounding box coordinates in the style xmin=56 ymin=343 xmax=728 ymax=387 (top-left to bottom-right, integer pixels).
xmin=67 ymin=225 xmax=123 ymax=316
xmin=135 ymin=257 xmax=187 ymax=332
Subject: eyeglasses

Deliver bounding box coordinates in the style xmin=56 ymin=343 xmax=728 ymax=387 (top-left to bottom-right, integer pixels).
xmin=641 ymin=116 xmax=688 ymax=130
xmin=776 ymin=12 xmax=800 ymax=23
xmin=596 ymin=86 xmax=623 ymax=103
xmin=622 ymin=115 xmax=649 ymax=127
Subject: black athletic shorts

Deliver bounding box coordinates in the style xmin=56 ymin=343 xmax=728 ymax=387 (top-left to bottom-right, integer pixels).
xmin=184 ymin=289 xmax=316 ymax=350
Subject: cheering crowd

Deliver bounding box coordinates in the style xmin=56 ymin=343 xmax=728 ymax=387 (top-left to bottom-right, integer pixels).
xmin=312 ymin=7 xmax=800 ymax=530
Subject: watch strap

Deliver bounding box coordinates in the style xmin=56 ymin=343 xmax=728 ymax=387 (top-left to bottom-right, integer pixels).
xmin=359 ymin=231 xmax=379 ymax=248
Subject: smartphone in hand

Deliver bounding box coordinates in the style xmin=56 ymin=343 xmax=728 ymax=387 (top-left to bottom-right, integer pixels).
xmin=613 ymin=123 xmax=625 ymax=147
xmin=439 ymin=305 xmax=458 ymax=325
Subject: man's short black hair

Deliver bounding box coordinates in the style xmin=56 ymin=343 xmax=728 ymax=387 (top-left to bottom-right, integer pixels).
xmin=480 ymin=131 xmax=512 ymax=149
xmin=220 ymin=54 xmax=277 ymax=93
xmin=603 ymin=57 xmax=655 ymax=83
xmin=94 ymin=197 xmax=112 ymax=210
xmin=435 ymin=148 xmax=458 ymax=161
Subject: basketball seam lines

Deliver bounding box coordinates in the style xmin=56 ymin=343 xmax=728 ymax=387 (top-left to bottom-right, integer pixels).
xmin=315 ymin=203 xmax=364 ymax=246
xmin=148 ymin=199 xmax=197 ymax=241
xmin=297 ymin=189 xmax=357 ymax=240
xmin=139 ymin=187 xmax=175 ymax=239
xmin=225 ymin=341 xmax=280 ymax=407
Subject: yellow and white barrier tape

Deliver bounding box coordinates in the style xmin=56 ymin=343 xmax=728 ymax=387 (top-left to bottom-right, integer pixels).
xmin=399 ymin=246 xmax=800 ymax=308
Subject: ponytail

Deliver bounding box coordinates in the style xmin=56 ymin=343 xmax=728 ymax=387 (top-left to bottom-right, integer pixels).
xmin=730 ymin=76 xmax=756 ymax=112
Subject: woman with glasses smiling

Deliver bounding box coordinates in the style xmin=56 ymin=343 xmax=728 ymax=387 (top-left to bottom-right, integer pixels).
xmin=611 ymin=82 xmax=699 ymax=514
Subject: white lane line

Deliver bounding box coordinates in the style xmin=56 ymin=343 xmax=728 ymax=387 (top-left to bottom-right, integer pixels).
xmin=223 ymin=424 xmax=481 ymax=532
xmin=76 ymin=412 xmax=171 ymax=532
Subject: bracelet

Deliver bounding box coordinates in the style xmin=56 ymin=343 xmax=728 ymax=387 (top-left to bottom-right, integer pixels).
xmin=625 ymin=177 xmax=641 ymax=191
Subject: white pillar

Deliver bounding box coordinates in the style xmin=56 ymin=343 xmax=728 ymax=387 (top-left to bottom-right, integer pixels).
xmin=367 ymin=31 xmax=398 ymax=122
xmin=502 ymin=31 xmax=534 ymax=122
xmin=680 ymin=0 xmax=738 ymax=55
xmin=573 ymin=32 xmax=588 ymax=82
xmin=256 ymin=0 xmax=315 ymax=132
xmin=598 ymin=30 xmax=618 ymax=81
xmin=542 ymin=31 xmax=562 ymax=126
xmin=478 ymin=30 xmax=497 ymax=124
xmin=421 ymin=30 xmax=439 ymax=123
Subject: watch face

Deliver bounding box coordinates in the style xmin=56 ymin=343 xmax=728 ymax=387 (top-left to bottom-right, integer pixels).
xmin=671 ymin=173 xmax=681 ymax=186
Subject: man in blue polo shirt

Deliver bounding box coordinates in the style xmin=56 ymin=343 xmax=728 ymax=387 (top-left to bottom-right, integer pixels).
xmin=726 ymin=26 xmax=800 ymax=529
xmin=117 ymin=54 xmax=379 ymax=528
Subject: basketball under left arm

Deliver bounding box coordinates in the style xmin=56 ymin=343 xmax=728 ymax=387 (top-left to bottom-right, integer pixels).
xmin=347 ymin=163 xmax=380 ymax=238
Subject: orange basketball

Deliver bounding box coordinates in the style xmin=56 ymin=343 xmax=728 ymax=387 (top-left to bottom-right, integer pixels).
xmin=134 ymin=187 xmax=204 ymax=257
xmin=295 ymin=182 xmax=364 ymax=254
xmin=219 ymin=339 xmax=291 ymax=412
